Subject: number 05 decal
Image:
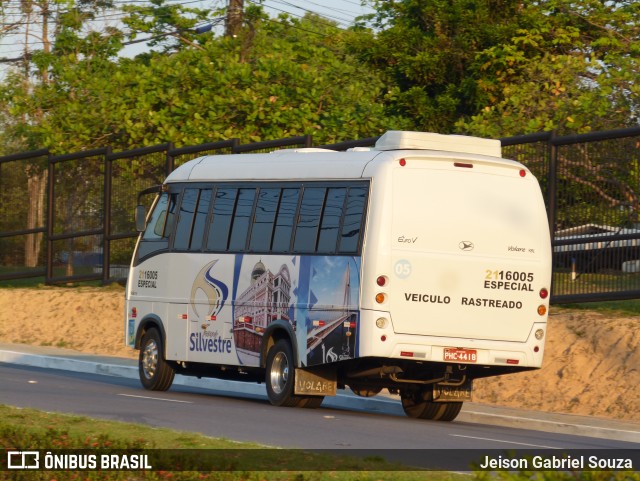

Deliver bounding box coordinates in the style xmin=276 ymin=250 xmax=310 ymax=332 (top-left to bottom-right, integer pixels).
xmin=394 ymin=260 xmax=412 ymax=279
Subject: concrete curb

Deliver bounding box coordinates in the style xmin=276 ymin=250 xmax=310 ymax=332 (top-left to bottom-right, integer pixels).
xmin=1 ymin=346 xmax=639 ymax=444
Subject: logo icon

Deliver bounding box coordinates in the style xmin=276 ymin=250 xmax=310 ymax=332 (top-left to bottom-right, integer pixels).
xmin=190 ymin=260 xmax=229 ymax=321
xmin=459 ymin=241 xmax=474 ymax=251
xmin=7 ymin=451 xmax=39 ymax=469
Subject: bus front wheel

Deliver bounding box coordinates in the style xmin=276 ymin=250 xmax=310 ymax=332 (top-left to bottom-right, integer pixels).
xmin=139 ymin=328 xmax=175 ymax=391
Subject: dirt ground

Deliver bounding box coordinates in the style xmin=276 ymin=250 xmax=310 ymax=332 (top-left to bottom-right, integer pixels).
xmin=0 ymin=286 xmax=638 ymax=422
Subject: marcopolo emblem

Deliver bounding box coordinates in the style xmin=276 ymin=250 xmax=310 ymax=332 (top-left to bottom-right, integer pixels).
xmin=459 ymin=241 xmax=474 ymax=251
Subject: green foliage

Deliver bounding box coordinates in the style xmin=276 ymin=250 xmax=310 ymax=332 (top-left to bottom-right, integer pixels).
xmin=473 ymin=469 xmax=640 ymax=481
xmin=350 ymin=0 xmax=640 ymax=137
xmin=1 ymin=8 xmax=407 ymax=154
xmin=121 ymin=0 xmax=212 ymax=54
xmin=0 ymin=405 xmax=464 ymax=481
xmin=1 ymin=0 xmax=639 ymax=152
xmin=350 ymin=0 xmax=528 ymax=133
xmin=458 ymin=0 xmax=640 ymax=137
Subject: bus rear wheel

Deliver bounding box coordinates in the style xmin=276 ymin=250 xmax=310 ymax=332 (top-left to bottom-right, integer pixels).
xmin=265 ymin=339 xmax=323 ymax=408
xmin=139 ymin=328 xmax=175 ymax=391
xmin=400 ymin=389 xmax=462 ymax=422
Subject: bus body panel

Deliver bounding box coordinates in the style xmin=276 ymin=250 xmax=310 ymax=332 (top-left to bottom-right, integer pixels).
xmin=388 ymin=158 xmax=550 ymax=342
xmin=128 ymin=252 xmax=361 ymax=368
xmin=357 ymin=150 xmax=551 ymax=370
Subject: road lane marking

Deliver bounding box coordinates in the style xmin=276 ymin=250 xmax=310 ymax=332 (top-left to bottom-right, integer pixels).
xmin=117 ymin=394 xmax=192 ymax=403
xmin=450 ymin=434 xmax=559 ymax=449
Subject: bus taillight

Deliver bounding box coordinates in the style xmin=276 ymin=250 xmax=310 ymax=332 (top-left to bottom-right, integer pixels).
xmin=454 ymin=162 xmax=473 ymax=169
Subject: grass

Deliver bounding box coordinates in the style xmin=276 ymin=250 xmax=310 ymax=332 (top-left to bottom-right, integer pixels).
xmin=552 ymin=270 xmax=640 ymax=297
xmin=2 ymin=406 xmax=638 ymax=481
xmin=0 ymin=404 xmax=466 ymax=481
xmin=556 ymin=299 xmax=640 ymax=315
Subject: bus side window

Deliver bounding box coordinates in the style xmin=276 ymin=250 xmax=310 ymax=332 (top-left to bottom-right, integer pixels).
xmin=317 ymin=187 xmax=347 ymax=253
xmin=190 ymin=189 xmax=211 ymax=251
xmin=339 ymin=186 xmax=367 ymax=253
xmin=272 ymin=188 xmax=300 ymax=252
xmin=174 ymin=188 xmax=198 ymax=250
xmin=173 ymin=188 xmax=212 ymax=251
xmin=293 ymin=187 xmax=326 ymax=253
xmin=229 ymin=188 xmax=257 ymax=251
xmin=207 ymin=188 xmax=238 ymax=251
xmin=143 ymin=193 xmax=170 ymax=241
xmin=249 ymin=188 xmax=281 ymax=252
xmin=138 ymin=192 xmax=178 ymax=259
xmin=143 ymin=192 xmax=178 ymax=241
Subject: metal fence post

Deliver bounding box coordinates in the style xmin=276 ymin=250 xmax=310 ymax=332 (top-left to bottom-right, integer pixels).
xmin=547 ymin=131 xmax=558 ymax=238
xmin=103 ymin=146 xmax=113 ymax=285
xmin=166 ymin=142 xmax=175 ymax=175
xmin=45 ymin=153 xmax=55 ymax=284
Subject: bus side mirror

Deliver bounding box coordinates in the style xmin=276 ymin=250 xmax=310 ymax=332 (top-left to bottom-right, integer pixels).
xmin=135 ymin=205 xmax=147 ymax=232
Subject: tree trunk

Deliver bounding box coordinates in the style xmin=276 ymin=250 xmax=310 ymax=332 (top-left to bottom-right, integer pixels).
xmin=24 ymin=168 xmax=47 ymax=267
xmin=225 ymin=0 xmax=243 ymax=37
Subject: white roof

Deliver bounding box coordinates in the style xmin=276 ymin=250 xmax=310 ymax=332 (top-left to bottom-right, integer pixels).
xmin=375 ymin=131 xmax=501 ymax=157
xmin=164 ymin=131 xmax=506 ymax=183
xmin=165 ymin=150 xmax=381 ymax=182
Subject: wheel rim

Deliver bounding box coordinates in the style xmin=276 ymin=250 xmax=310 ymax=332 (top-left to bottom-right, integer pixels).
xmin=269 ymin=351 xmax=289 ymax=395
xmin=142 ymin=339 xmax=159 ymax=380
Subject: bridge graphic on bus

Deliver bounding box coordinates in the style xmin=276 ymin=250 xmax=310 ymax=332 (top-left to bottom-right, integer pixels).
xmin=231 ymin=256 xmax=359 ymax=367
xmin=306 ymin=260 xmax=357 ymax=366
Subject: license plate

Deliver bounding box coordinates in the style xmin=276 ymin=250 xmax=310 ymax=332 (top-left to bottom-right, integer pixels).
xmin=433 ymin=381 xmax=473 ymax=402
xmin=443 ymin=347 xmax=477 ymax=363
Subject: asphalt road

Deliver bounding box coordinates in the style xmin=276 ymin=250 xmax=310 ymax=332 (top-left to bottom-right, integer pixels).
xmin=1 ymin=363 xmax=638 ymax=451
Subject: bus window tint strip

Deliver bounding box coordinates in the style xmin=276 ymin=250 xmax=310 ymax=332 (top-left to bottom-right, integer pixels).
xmin=140 ymin=181 xmax=369 ymax=258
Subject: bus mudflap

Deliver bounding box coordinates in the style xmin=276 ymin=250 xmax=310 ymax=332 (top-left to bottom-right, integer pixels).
xmin=294 ymin=367 xmax=337 ymax=396
xmin=433 ymin=380 xmax=473 ymax=402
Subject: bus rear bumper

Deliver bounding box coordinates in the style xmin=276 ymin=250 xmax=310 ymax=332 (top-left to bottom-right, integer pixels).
xmin=358 ymin=310 xmax=546 ymax=369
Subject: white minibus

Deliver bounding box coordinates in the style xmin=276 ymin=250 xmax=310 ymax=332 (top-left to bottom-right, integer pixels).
xmin=125 ymin=131 xmax=552 ymax=421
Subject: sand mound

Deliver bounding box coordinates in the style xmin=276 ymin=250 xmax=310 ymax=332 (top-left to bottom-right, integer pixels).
xmin=0 ymin=287 xmax=638 ymax=421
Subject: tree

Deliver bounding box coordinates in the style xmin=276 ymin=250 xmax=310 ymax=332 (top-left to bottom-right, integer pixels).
xmin=5 ymin=7 xmax=407 ymax=152
xmin=0 ymin=0 xmax=119 ymax=270
xmin=350 ymin=0 xmax=640 ymax=137
xmin=121 ymin=0 xmax=212 ymax=55
xmin=349 ymin=0 xmax=528 ymax=133
xmin=458 ymin=0 xmax=640 ymax=137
